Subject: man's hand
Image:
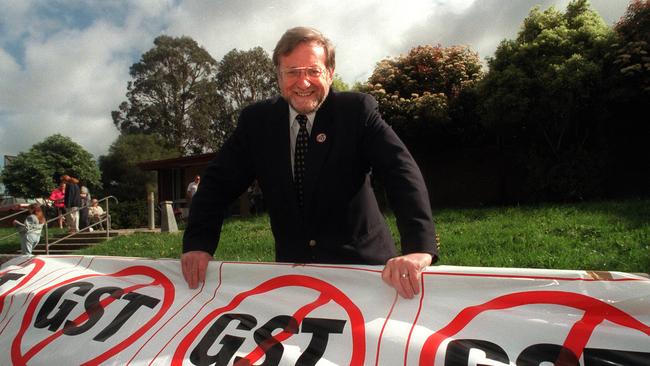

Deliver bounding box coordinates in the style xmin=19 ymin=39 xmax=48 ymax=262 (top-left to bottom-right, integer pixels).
xmin=181 ymin=251 xmax=213 ymax=289
xmin=381 ymin=252 xmax=433 ymax=299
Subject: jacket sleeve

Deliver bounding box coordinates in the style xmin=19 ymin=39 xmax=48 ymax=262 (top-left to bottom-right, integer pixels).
xmin=182 ymin=108 xmax=256 ymax=255
xmin=358 ymin=94 xmax=438 ymax=259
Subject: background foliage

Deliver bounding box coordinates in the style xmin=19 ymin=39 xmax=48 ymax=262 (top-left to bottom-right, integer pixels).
xmin=1 ymin=134 xmax=101 ymax=198
xmin=111 ymin=35 xmax=228 ymax=155
xmin=479 ymin=0 xmax=615 ymax=201
xmin=107 ymin=200 xmax=156 ymax=229
xmin=362 ymin=44 xmax=484 ymax=155
xmin=215 ymin=47 xmax=279 ymax=131
xmin=98 ymin=134 xmax=178 ymax=201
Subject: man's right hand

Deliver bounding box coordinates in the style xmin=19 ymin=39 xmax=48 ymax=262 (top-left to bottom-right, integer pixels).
xmin=181 ymin=250 xmax=213 ymax=289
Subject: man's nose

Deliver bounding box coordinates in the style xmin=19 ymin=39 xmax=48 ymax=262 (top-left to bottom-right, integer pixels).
xmin=296 ymin=73 xmax=311 ymax=87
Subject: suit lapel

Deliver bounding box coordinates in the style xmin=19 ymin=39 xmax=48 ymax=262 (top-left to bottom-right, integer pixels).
xmin=304 ymin=92 xmax=335 ymax=212
xmin=267 ymin=98 xmax=297 ymax=210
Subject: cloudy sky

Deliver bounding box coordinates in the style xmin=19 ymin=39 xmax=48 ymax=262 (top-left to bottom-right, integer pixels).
xmin=0 ymin=0 xmax=630 ymax=165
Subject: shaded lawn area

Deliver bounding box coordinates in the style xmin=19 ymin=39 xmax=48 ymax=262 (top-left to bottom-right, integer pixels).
xmin=3 ymin=199 xmax=648 ymax=273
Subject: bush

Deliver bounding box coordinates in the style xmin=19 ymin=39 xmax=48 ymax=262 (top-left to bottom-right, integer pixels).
xmin=107 ymin=200 xmax=157 ymax=229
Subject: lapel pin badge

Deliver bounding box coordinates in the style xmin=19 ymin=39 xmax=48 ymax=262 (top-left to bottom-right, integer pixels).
xmin=316 ymin=133 xmax=327 ymax=143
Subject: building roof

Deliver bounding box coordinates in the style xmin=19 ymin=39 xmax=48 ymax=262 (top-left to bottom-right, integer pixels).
xmin=138 ymin=153 xmax=217 ymax=171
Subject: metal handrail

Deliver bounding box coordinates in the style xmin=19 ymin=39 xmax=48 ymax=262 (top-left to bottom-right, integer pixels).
xmin=1 ymin=196 xmax=118 ymax=255
xmin=0 ymin=230 xmax=20 ymax=242
xmin=0 ymin=207 xmax=32 ymax=244
xmin=44 ymin=196 xmax=118 ymax=255
xmin=0 ymin=207 xmax=31 ymax=224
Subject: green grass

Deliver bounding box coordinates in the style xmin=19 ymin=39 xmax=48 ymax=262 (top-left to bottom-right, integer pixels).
xmin=429 ymin=199 xmax=649 ymax=272
xmin=3 ymin=199 xmax=649 ymax=273
xmin=77 ymin=215 xmax=276 ymax=261
xmin=0 ymin=227 xmax=21 ymax=253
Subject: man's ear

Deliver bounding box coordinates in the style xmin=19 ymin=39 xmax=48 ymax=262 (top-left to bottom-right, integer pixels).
xmin=327 ymin=68 xmax=335 ymax=85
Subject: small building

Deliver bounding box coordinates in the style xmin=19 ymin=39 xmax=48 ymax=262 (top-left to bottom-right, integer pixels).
xmin=138 ymin=153 xmax=250 ymax=217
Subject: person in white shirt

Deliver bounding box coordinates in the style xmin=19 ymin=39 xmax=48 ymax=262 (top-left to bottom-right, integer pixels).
xmin=88 ymin=198 xmax=105 ymax=230
xmin=186 ymin=175 xmax=201 ymax=208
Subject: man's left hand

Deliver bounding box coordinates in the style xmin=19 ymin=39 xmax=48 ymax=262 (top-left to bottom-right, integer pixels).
xmin=381 ymin=252 xmax=433 ymax=299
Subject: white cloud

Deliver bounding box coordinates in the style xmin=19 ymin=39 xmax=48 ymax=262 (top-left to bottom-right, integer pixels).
xmin=164 ymin=0 xmax=443 ymax=83
xmin=0 ymin=0 xmax=630 ymax=162
xmin=0 ymin=1 xmax=172 ymax=159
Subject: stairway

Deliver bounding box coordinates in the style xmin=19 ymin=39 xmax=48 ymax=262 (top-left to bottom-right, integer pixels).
xmin=32 ymin=231 xmax=121 ymax=255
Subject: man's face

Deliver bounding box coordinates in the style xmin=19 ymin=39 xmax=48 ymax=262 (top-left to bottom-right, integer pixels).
xmin=278 ymin=41 xmax=333 ymax=114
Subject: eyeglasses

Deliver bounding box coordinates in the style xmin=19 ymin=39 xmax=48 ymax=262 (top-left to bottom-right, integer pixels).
xmin=280 ymin=67 xmax=327 ymax=80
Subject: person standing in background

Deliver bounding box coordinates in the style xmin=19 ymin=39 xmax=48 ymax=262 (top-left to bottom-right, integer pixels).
xmin=186 ymin=175 xmax=201 ymax=209
xmin=62 ymin=175 xmax=81 ymax=233
xmin=49 ymin=181 xmax=66 ymax=229
xmin=79 ymin=182 xmax=91 ymax=231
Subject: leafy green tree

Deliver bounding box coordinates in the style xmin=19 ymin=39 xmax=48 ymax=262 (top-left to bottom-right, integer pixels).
xmin=331 ymin=73 xmax=349 ymax=91
xmin=215 ymin=47 xmax=278 ymax=131
xmin=611 ymin=0 xmax=650 ymax=98
xmin=350 ymin=81 xmax=366 ymax=91
xmin=599 ymin=0 xmax=650 ymax=196
xmin=0 ymin=134 xmax=101 ymax=198
xmin=217 ymin=47 xmax=278 ymax=108
xmin=98 ymin=134 xmax=179 ymax=202
xmin=112 ymin=35 xmax=230 ymax=155
xmin=479 ymin=0 xmax=614 ymax=200
xmin=362 ymin=44 xmax=484 ymax=153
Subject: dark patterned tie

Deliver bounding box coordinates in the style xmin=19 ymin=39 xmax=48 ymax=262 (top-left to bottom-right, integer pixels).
xmin=294 ymin=114 xmax=309 ymax=208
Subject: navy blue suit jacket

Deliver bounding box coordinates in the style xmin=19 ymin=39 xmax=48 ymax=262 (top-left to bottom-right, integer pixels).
xmin=183 ymin=91 xmax=437 ymax=264
xmin=64 ymin=183 xmax=81 ymax=208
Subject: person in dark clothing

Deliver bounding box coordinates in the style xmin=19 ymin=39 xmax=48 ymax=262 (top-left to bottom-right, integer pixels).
xmin=62 ymin=175 xmax=81 ymax=233
xmin=181 ymin=27 xmax=438 ymax=299
xmin=79 ymin=182 xmax=91 ymax=230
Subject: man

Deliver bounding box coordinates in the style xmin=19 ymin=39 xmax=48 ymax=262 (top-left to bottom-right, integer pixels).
xmin=185 ymin=175 xmax=201 ymax=216
xmin=182 ymin=27 xmax=437 ymax=299
xmin=186 ymin=175 xmax=201 ymax=202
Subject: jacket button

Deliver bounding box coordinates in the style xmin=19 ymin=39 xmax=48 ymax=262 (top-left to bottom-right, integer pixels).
xmin=308 ymin=239 xmax=316 ymax=247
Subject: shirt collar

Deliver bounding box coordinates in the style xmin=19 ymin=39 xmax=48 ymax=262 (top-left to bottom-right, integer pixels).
xmin=289 ymin=106 xmax=316 ymax=130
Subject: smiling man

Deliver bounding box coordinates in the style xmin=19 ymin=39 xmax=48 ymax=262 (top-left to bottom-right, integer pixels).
xmin=181 ymin=27 xmax=438 ymax=299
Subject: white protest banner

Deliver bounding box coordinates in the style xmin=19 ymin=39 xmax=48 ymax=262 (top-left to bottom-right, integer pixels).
xmin=1 ymin=255 xmax=649 ymax=365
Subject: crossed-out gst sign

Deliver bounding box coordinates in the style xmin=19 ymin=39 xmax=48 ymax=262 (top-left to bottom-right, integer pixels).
xmin=1 ymin=256 xmax=649 ymax=365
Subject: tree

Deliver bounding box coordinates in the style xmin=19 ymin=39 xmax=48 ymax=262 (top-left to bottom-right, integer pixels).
xmin=599 ymin=0 xmax=650 ymax=197
xmin=331 ymin=73 xmax=350 ymax=91
xmin=612 ymin=0 xmax=650 ymax=96
xmin=215 ymin=47 xmax=279 ymax=129
xmin=217 ymin=47 xmax=278 ymax=109
xmin=98 ymin=134 xmax=179 ymax=201
xmin=362 ymin=44 xmax=484 ymax=154
xmin=0 ymin=134 xmax=101 ymax=198
xmin=112 ymin=35 xmax=230 ymax=155
xmin=478 ymin=0 xmax=614 ymax=200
